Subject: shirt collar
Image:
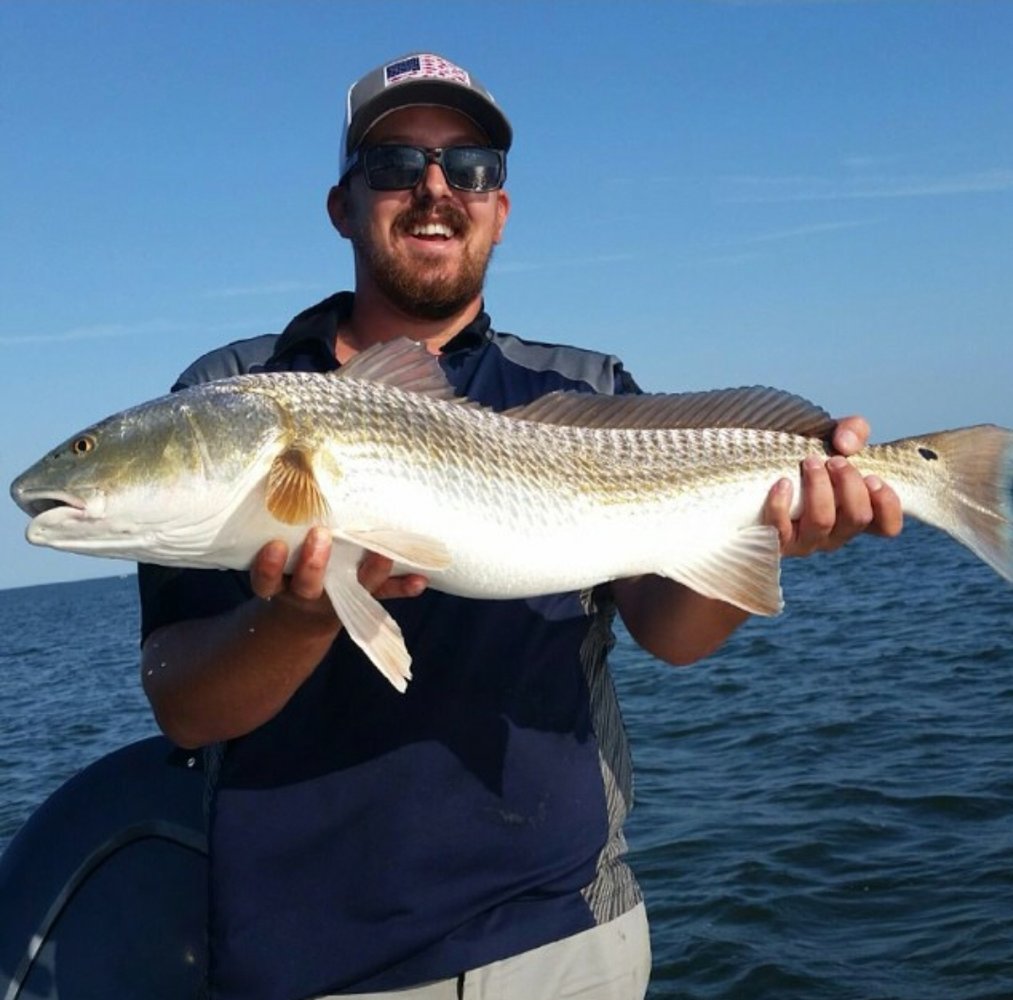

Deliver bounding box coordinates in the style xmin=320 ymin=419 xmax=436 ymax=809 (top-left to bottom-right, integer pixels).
xmin=268 ymin=292 xmax=493 ymax=368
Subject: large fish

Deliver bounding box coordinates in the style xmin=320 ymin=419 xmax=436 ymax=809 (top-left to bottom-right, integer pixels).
xmin=10 ymin=338 xmax=1013 ymax=690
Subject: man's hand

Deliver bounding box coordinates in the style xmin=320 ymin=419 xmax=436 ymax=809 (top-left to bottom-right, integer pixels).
xmin=250 ymin=526 xmax=429 ymax=615
xmin=141 ymin=529 xmax=430 ymax=748
xmin=764 ymin=415 xmax=904 ymax=556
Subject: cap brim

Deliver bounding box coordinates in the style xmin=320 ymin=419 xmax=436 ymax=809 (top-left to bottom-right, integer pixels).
xmin=347 ymin=79 xmax=512 ymax=153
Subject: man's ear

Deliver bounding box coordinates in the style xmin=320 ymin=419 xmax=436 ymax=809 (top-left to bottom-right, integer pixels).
xmin=327 ymin=184 xmax=353 ymax=238
xmin=492 ymin=188 xmax=510 ymax=245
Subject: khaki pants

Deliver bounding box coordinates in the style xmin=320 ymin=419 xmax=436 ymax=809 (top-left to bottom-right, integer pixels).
xmin=323 ymin=903 xmax=651 ymax=1000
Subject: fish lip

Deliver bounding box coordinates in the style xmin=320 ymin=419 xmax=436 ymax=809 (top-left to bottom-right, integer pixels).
xmin=12 ymin=488 xmax=88 ymax=519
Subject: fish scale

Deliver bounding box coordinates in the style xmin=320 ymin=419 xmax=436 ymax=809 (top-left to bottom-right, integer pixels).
xmin=10 ymin=338 xmax=1013 ymax=692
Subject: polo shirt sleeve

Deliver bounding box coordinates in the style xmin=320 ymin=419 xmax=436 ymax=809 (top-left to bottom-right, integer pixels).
xmin=613 ymin=362 xmax=642 ymax=396
xmin=137 ymin=564 xmax=254 ymax=646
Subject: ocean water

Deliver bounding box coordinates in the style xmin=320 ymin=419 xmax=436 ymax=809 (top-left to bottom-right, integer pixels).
xmin=1 ymin=522 xmax=1011 ymax=998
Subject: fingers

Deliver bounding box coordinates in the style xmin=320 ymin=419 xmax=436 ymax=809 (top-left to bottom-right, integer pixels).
xmin=831 ymin=415 xmax=870 ymax=456
xmin=798 ymin=455 xmax=847 ymax=550
xmin=764 ymin=477 xmax=795 ymax=552
xmin=793 ymin=455 xmax=870 ymax=554
xmin=252 ymin=533 xmax=428 ymax=608
xmin=288 ymin=527 xmax=333 ymax=601
xmin=764 ymin=457 xmax=844 ymax=557
xmin=250 ymin=539 xmax=291 ymax=599
xmin=251 ymin=528 xmax=337 ymax=625
xmin=820 ymin=414 xmax=903 ymax=543
xmin=865 ymin=475 xmax=904 ymax=538
xmin=374 ymin=574 xmax=429 ymax=600
xmin=358 ymin=552 xmax=428 ymax=600
xmin=826 ymin=456 xmax=874 ymax=540
xmin=767 ymin=451 xmax=904 ymax=558
xmin=357 ymin=551 xmax=395 ymax=592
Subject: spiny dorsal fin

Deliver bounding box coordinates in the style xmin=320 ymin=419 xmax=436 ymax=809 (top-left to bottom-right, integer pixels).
xmin=266 ymin=447 xmax=330 ymax=524
xmin=504 ymin=386 xmax=835 ymax=437
xmin=336 ymin=337 xmax=460 ymax=401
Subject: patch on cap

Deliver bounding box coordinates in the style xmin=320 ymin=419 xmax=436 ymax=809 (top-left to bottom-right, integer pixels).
xmin=384 ymin=54 xmax=471 ymax=88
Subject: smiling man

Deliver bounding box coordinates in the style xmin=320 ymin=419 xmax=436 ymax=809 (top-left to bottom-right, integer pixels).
xmin=329 ymin=104 xmax=509 ymax=333
xmin=138 ymin=52 xmax=901 ymax=1000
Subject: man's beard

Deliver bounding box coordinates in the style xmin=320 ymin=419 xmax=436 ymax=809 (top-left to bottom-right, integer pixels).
xmin=355 ymin=199 xmax=494 ymax=321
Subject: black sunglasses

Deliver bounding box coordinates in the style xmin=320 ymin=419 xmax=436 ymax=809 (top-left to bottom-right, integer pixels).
xmin=344 ymin=144 xmax=507 ymax=193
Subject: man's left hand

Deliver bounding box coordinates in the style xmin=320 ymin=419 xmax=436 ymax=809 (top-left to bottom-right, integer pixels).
xmin=764 ymin=415 xmax=904 ymax=557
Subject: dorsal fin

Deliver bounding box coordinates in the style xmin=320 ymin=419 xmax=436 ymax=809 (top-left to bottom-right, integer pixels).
xmin=335 ymin=340 xmax=834 ymax=437
xmin=336 ymin=337 xmax=460 ymax=401
xmin=266 ymin=447 xmax=330 ymax=524
xmin=503 ymin=386 xmax=835 ymax=437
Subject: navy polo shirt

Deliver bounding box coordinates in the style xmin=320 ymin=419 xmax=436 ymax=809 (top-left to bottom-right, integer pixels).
xmin=138 ymin=293 xmax=644 ymax=999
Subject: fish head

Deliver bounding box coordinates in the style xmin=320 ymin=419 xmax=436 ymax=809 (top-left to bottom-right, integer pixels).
xmin=11 ymin=419 xmax=112 ymax=534
xmin=10 ymin=383 xmax=283 ymax=562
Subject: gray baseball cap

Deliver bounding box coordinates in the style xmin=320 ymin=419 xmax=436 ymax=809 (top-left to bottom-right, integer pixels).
xmin=339 ymin=52 xmax=512 ymax=178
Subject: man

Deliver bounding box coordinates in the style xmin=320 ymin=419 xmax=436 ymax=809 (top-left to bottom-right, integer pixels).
xmin=139 ymin=52 xmax=902 ymax=1000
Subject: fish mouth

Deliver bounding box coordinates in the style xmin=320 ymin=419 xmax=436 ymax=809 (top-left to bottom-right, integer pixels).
xmin=11 ymin=487 xmax=87 ymax=520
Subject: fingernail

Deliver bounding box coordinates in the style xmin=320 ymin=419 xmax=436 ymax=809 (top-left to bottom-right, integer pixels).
xmin=828 ymin=455 xmax=848 ymax=471
xmin=866 ymin=475 xmax=884 ymax=492
xmin=803 ymin=455 xmax=823 ymax=472
xmin=264 ymin=540 xmax=286 ymax=564
xmin=837 ymin=429 xmax=860 ymax=453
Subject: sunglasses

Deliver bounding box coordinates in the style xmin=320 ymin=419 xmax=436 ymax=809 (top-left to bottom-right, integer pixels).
xmin=344 ymin=144 xmax=507 ymax=193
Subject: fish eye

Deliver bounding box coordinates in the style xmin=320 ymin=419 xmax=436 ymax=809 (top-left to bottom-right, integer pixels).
xmin=71 ymin=435 xmax=97 ymax=456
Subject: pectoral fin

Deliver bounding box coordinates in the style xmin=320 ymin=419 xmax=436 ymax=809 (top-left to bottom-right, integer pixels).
xmin=266 ymin=447 xmax=330 ymax=525
xmin=658 ymin=525 xmax=784 ymax=616
xmin=332 ymin=526 xmax=451 ymax=572
xmin=323 ymin=545 xmax=413 ymax=692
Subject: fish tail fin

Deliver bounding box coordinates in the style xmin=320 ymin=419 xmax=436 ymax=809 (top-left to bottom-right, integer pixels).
xmin=915 ymin=425 xmax=1013 ymax=582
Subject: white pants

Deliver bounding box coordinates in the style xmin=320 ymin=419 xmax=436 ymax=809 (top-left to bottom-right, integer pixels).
xmin=325 ymin=903 xmax=651 ymax=1000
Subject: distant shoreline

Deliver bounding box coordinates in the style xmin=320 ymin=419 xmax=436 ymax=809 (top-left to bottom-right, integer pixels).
xmin=0 ymin=572 xmax=135 ymax=597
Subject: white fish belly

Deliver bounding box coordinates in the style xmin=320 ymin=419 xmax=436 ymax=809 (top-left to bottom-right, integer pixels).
xmin=382 ymin=469 xmax=781 ymax=599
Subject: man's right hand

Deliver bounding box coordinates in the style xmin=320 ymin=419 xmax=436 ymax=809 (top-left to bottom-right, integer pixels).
xmin=141 ymin=528 xmax=428 ymax=749
xmin=249 ymin=526 xmax=429 ymax=612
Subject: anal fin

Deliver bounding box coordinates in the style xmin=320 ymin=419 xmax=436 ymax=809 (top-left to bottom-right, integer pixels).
xmin=658 ymin=525 xmax=784 ymax=616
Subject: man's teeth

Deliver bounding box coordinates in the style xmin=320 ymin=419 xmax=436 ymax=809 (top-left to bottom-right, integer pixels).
xmin=411 ymin=223 xmax=453 ymax=238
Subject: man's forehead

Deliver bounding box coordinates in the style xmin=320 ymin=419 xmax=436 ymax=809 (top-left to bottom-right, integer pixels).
xmin=363 ymin=105 xmax=490 ymax=146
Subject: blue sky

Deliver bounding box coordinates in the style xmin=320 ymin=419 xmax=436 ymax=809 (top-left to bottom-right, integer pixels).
xmin=2 ymin=0 xmax=1011 ymax=589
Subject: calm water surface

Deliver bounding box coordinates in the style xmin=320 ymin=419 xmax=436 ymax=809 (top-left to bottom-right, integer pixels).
xmin=1 ymin=522 xmax=1011 ymax=998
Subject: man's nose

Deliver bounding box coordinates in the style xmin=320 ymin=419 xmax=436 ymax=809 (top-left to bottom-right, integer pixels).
xmin=415 ymin=160 xmax=451 ymax=198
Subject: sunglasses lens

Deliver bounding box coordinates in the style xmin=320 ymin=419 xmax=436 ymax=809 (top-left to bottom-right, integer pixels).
xmin=443 ymin=148 xmax=504 ymax=192
xmin=360 ymin=146 xmax=504 ymax=192
xmin=363 ymin=146 xmax=427 ymax=190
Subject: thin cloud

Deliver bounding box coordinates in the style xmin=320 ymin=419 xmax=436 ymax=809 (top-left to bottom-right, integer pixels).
xmin=720 ymin=168 xmax=1013 ymax=203
xmin=203 ymin=280 xmax=324 ymax=299
xmin=493 ymin=252 xmax=636 ymax=275
xmin=727 ymin=219 xmax=877 ymax=245
xmin=0 ymin=320 xmax=187 ymax=347
xmin=0 ymin=318 xmax=263 ymax=347
xmin=841 ymin=154 xmax=904 ymax=171
xmin=702 ymin=0 xmax=911 ymax=5
xmin=696 ymin=250 xmax=768 ymax=267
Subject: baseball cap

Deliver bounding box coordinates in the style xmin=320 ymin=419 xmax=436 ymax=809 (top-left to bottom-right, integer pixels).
xmin=339 ymin=52 xmax=513 ymax=178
